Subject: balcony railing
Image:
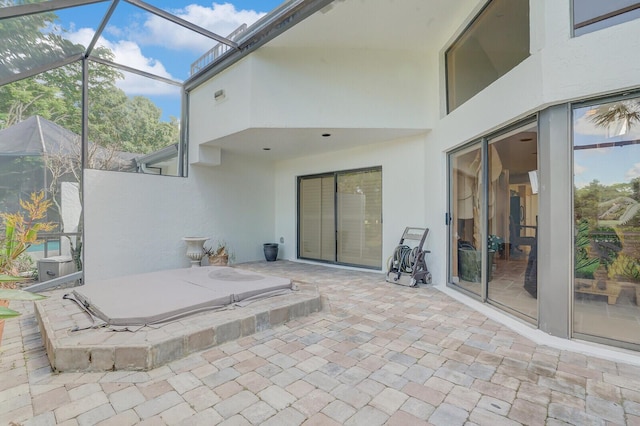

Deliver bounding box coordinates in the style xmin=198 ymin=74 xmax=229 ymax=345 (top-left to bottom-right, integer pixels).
xmin=190 ymin=24 xmax=247 ymax=76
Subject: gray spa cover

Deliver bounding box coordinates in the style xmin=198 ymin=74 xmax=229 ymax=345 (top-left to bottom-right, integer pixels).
xmin=72 ymin=266 xmax=292 ymax=326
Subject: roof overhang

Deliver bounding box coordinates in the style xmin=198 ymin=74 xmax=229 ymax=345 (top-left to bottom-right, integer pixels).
xmin=201 ymin=127 xmax=428 ymax=161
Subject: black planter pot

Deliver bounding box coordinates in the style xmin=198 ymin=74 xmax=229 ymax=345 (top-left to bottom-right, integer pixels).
xmin=263 ymin=243 xmax=278 ymax=261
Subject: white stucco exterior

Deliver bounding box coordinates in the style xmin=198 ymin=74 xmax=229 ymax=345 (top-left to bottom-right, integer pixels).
xmin=82 ymin=0 xmax=640 ymax=352
xmin=85 ymin=0 xmax=640 ymax=280
xmin=84 ymin=150 xmax=276 ymax=281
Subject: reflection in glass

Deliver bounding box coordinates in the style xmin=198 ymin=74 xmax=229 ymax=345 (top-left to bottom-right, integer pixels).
xmin=451 ymin=144 xmax=484 ymax=296
xmin=573 ymin=0 xmax=640 ymax=36
xmin=573 ymin=97 xmax=640 ymax=347
xmin=487 ymin=123 xmax=538 ymax=321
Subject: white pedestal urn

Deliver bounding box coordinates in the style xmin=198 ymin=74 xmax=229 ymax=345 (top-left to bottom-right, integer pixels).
xmin=182 ymin=237 xmax=209 ymax=267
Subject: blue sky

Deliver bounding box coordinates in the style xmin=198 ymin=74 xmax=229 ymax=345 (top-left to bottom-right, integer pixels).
xmin=55 ymin=1 xmax=284 ymax=120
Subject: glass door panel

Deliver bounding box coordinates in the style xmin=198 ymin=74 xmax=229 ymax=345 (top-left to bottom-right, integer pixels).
xmin=337 ymin=169 xmax=382 ymax=268
xmin=299 ymin=168 xmax=382 ymax=268
xmin=487 ymin=123 xmax=538 ymax=321
xmin=573 ymin=97 xmax=640 ymax=347
xmin=450 ymin=144 xmax=484 ymax=296
xmin=299 ymin=175 xmax=335 ymax=261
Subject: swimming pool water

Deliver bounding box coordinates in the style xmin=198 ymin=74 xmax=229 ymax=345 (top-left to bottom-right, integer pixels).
xmin=27 ymin=241 xmax=61 ymax=252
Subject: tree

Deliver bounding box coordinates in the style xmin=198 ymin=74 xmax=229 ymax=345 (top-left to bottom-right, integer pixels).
xmin=0 ymin=0 xmax=79 ymax=78
xmin=0 ymin=9 xmax=179 ymax=154
xmin=0 ymin=77 xmax=69 ymax=128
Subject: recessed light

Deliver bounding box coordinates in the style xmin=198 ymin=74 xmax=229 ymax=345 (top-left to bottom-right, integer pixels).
xmin=263 ymin=147 xmax=271 ymax=151
xmin=322 ymin=133 xmax=331 ymax=137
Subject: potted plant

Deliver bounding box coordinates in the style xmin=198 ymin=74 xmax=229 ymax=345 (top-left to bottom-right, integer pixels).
xmin=457 ymin=235 xmax=499 ymax=283
xmin=0 ymin=274 xmax=46 ymax=346
xmin=203 ymin=240 xmax=234 ymax=266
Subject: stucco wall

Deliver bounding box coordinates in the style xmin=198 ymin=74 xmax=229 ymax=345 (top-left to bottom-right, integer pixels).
xmin=84 ymin=0 xmax=640 ymax=286
xmin=249 ymin=47 xmax=431 ymax=130
xmin=83 ymin=151 xmax=276 ymax=281
xmin=189 ymin=59 xmax=253 ymax=148
xmin=189 ymin=48 xmax=432 ymax=143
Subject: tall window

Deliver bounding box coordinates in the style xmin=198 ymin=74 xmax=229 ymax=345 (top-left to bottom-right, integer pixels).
xmin=298 ymin=168 xmax=382 ymax=268
xmin=446 ymin=0 xmax=530 ymax=112
xmin=573 ymin=1 xmax=640 ymax=36
xmin=573 ymin=94 xmax=640 ymax=348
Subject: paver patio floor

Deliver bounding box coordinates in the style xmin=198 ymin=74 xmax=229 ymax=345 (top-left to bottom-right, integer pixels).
xmin=1 ymin=261 xmax=640 ymax=425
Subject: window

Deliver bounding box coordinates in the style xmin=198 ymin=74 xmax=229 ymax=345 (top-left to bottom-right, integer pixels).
xmin=573 ymin=0 xmax=640 ymax=36
xmin=446 ymin=0 xmax=530 ymax=112
xmin=573 ymin=93 xmax=640 ymax=347
xmin=298 ymin=168 xmax=382 ymax=269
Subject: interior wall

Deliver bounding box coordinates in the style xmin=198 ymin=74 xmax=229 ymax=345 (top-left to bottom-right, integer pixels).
xmin=83 ymin=151 xmax=276 ymax=281
xmin=273 ymin=134 xmax=428 ymax=274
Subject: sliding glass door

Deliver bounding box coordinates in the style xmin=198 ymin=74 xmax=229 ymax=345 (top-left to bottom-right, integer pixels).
xmin=298 ymin=167 xmax=382 ymax=268
xmin=448 ymin=120 xmax=539 ymax=322
xmin=487 ymin=123 xmax=538 ymax=321
xmin=450 ymin=143 xmax=485 ymax=297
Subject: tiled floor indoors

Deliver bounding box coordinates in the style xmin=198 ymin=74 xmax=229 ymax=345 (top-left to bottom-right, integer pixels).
xmin=2 ymin=260 xmax=640 ymax=425
xmin=455 ymin=255 xmax=538 ymax=320
xmin=456 ymin=252 xmax=640 ymax=343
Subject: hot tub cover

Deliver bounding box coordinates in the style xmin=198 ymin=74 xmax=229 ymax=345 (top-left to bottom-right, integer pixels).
xmin=71 ymin=266 xmax=292 ymax=326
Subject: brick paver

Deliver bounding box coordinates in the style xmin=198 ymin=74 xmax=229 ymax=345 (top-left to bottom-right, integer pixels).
xmin=1 ymin=261 xmax=640 ymax=425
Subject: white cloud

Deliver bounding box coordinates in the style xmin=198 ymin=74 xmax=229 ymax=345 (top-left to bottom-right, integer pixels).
xmin=625 ymin=162 xmax=640 ymax=180
xmin=574 ymin=163 xmax=587 ymax=175
xmin=61 ymin=3 xmax=267 ymax=95
xmin=137 ymin=3 xmax=266 ymax=53
xmin=65 ymin=28 xmax=179 ymax=96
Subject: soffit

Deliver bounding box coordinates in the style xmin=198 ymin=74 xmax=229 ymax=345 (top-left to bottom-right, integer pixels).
xmin=202 ymin=127 xmax=427 ymax=161
xmin=264 ymin=0 xmax=480 ymax=51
